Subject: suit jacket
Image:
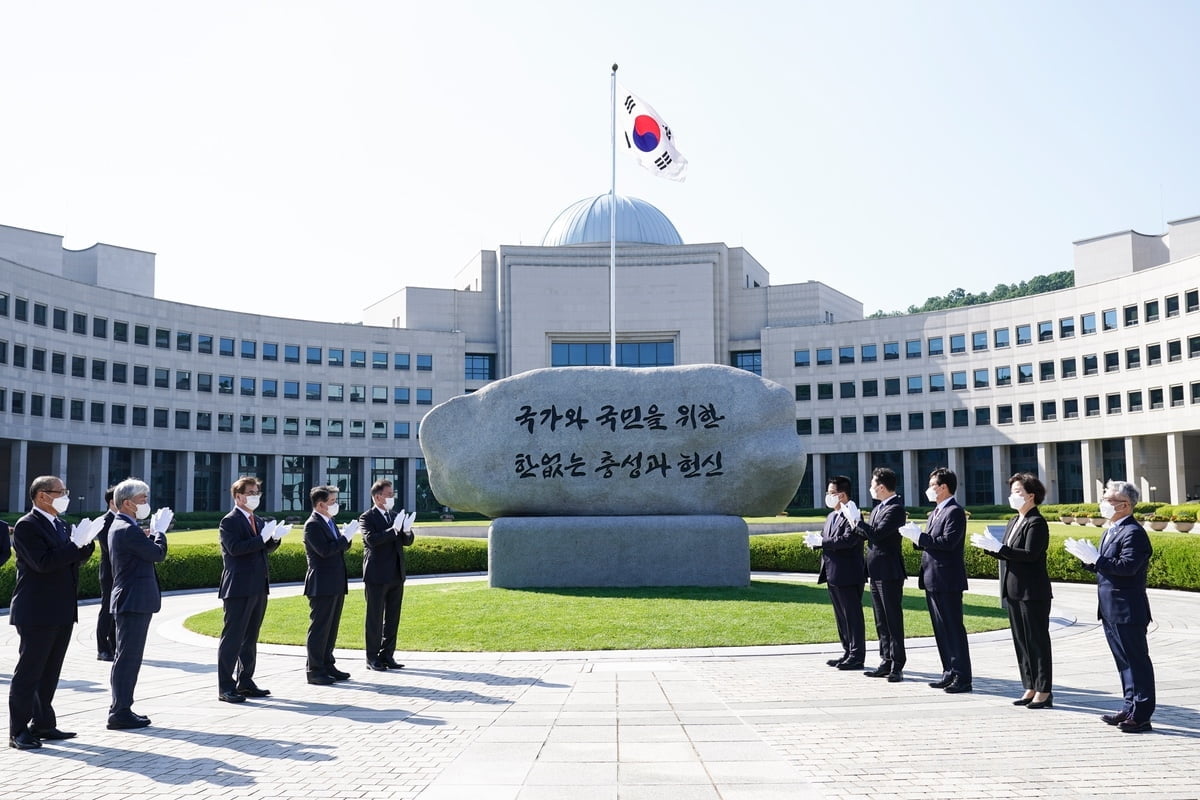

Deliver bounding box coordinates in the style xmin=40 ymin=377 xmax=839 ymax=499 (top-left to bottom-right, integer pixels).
xmin=110 ymin=513 xmax=167 ymax=614
xmin=303 ymin=512 xmax=350 ymax=597
xmin=0 ymin=519 xmax=10 ymax=567
xmin=915 ymin=498 xmax=969 ymax=593
xmin=1084 ymin=516 xmax=1152 ymax=625
xmin=218 ymin=508 xmax=281 ymax=599
xmin=817 ymin=509 xmax=866 ymax=587
xmin=852 ymin=494 xmax=907 ymax=582
xmin=9 ymin=509 xmax=96 ymax=626
xmin=96 ymin=509 xmax=117 ymax=588
xmin=986 ymin=507 xmax=1052 ymax=604
xmin=360 ymin=505 xmax=414 ymax=585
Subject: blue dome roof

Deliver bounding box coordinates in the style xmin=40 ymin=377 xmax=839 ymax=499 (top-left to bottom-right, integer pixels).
xmin=541 ymin=195 xmax=683 ymax=246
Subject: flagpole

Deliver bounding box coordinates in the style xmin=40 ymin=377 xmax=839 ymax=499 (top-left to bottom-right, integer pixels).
xmin=609 ymin=63 xmax=618 ymax=367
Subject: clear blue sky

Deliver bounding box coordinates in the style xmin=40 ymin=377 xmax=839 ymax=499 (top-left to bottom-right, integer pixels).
xmin=3 ymin=0 xmax=1199 ymax=322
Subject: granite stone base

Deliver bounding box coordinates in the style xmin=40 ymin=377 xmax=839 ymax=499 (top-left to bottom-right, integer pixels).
xmin=488 ymin=515 xmax=750 ymax=588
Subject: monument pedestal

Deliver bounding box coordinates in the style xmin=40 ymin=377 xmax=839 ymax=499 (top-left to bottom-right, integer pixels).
xmin=488 ymin=515 xmax=750 ymax=588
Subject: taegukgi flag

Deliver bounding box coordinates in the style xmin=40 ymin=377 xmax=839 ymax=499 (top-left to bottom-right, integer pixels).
xmin=617 ymin=84 xmax=687 ymax=182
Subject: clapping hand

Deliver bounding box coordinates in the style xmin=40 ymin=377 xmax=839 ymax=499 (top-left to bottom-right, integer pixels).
xmin=803 ymin=532 xmax=823 ymax=549
xmin=970 ymin=531 xmax=1002 ymax=553
xmin=390 ymin=509 xmax=407 ymax=533
xmin=1064 ymin=537 xmax=1100 ymax=565
xmin=259 ymin=519 xmax=276 ymax=542
xmin=70 ymin=518 xmax=98 ymax=548
xmin=840 ymin=501 xmax=860 ymax=525
xmin=342 ymin=520 xmax=361 ymax=541
xmin=899 ymin=522 xmax=922 ymax=544
xmin=272 ymin=521 xmax=292 ymax=540
xmin=150 ymin=507 xmax=174 ymax=535
xmin=401 ymin=511 xmax=417 ymax=533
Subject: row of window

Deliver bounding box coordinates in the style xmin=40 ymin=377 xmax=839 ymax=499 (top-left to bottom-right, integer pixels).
xmin=793 ymin=290 xmax=1200 ymax=367
xmin=796 ymin=382 xmax=1200 ymax=435
xmin=794 ymin=336 xmax=1200 ymax=399
xmin=0 ymin=389 xmax=419 ymax=439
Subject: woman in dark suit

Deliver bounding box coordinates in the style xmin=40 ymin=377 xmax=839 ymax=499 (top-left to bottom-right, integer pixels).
xmin=988 ymin=472 xmax=1053 ymax=708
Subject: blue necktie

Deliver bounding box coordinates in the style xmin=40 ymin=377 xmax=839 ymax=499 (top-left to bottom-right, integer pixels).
xmin=328 ymin=518 xmax=339 ymax=539
xmin=54 ymin=518 xmax=68 ymax=541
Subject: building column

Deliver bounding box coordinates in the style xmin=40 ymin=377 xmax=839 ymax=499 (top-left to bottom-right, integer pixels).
xmin=133 ymin=449 xmax=151 ymax=483
xmin=856 ymin=451 xmax=870 ymax=506
xmin=901 ymin=450 xmax=918 ymax=506
xmin=809 ymin=454 xmax=825 ymax=511
xmin=358 ymin=457 xmax=372 ymax=513
xmin=1124 ymin=436 xmax=1143 ymax=497
xmin=1080 ymin=439 xmax=1099 ymax=502
xmin=98 ymin=447 xmax=111 ymax=505
xmin=991 ymin=447 xmax=1006 ymax=505
xmin=182 ymin=451 xmax=196 ymax=513
xmin=946 ymin=448 xmax=963 ymax=502
xmin=1165 ymin=432 xmax=1185 ymax=505
xmin=269 ymin=454 xmax=284 ymax=513
xmin=9 ymin=439 xmax=28 ymax=511
xmin=50 ymin=443 xmax=68 ymax=478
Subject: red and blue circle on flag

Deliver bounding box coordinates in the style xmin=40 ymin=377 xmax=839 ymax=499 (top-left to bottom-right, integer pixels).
xmin=631 ymin=115 xmax=661 ymax=152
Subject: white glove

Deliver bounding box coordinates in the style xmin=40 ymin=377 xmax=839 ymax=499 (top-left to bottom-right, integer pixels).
xmin=402 ymin=511 xmax=417 ymax=533
xmin=803 ymin=532 xmax=823 ymax=549
xmin=840 ymin=501 xmax=860 ymax=525
xmin=899 ymin=522 xmax=922 ymax=544
xmin=1064 ymin=538 xmax=1100 ymax=564
xmin=259 ymin=519 xmax=275 ymax=542
xmin=272 ymin=521 xmax=292 ymax=540
xmin=151 ymin=507 xmax=174 ymax=535
xmin=342 ymin=519 xmax=361 ymax=541
xmin=390 ymin=509 xmax=407 ymax=533
xmin=970 ymin=532 xmax=1001 ymax=553
xmin=70 ymin=518 xmax=97 ymax=547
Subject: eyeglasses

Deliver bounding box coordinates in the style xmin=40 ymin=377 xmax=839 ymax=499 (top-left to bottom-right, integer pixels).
xmin=42 ymin=488 xmax=68 ymax=496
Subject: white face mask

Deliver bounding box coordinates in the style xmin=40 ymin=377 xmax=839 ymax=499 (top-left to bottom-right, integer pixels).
xmin=243 ymin=494 xmax=260 ymax=511
xmin=51 ymin=495 xmax=70 ymax=514
xmin=1008 ymin=494 xmax=1025 ymax=511
xmin=824 ymin=493 xmax=839 ymax=509
xmin=869 ymin=485 xmax=881 ymax=501
xmin=925 ymin=486 xmax=939 ymax=503
xmin=326 ymin=502 xmax=340 ymax=517
xmin=1099 ymin=500 xmax=1116 ymax=520
xmin=135 ymin=502 xmax=151 ymax=520
xmin=383 ymin=496 xmax=395 ymax=510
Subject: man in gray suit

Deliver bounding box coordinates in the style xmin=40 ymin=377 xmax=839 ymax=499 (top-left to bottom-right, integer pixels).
xmin=107 ymin=478 xmax=168 ymax=730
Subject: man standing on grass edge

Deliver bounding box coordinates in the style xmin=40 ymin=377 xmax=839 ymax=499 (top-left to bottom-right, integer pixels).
xmin=360 ymin=479 xmax=416 ymax=671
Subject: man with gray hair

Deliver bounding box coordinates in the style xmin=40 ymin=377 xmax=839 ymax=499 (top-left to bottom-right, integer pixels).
xmin=1075 ymin=480 xmax=1156 ymax=733
xmin=106 ymin=478 xmax=169 ymax=730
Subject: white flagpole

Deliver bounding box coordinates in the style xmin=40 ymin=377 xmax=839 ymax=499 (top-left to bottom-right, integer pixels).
xmin=609 ymin=63 xmax=618 ymax=367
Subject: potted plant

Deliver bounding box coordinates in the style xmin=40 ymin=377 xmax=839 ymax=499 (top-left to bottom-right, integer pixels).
xmin=1171 ymin=510 xmax=1196 ymax=533
xmin=1142 ymin=513 xmax=1169 ymax=532
xmin=1058 ymin=508 xmax=1075 ymax=525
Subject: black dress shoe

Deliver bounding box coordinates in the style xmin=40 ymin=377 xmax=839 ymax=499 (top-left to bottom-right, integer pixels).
xmin=836 ymin=660 xmax=865 ymax=671
xmin=383 ymin=659 xmax=405 ymax=669
xmin=237 ymin=686 xmax=271 ymax=698
xmin=97 ymin=651 xmax=114 ymax=662
xmin=1012 ymin=696 xmax=1033 ymax=706
xmin=307 ymin=673 xmax=336 ymax=686
xmin=366 ymin=660 xmax=389 ymax=671
xmin=1101 ymin=710 xmax=1130 ymax=726
xmin=1027 ymin=693 xmax=1053 ymax=709
xmin=329 ymin=668 xmax=351 ymax=681
xmin=887 ymin=671 xmax=904 ymax=683
xmin=826 ymin=658 xmax=845 ymax=667
xmin=928 ymin=677 xmax=952 ymax=689
xmin=1118 ymin=719 xmax=1153 ymax=733
xmin=107 ymin=712 xmax=151 ymax=730
xmin=132 ymin=712 xmax=151 ymax=723
xmin=9 ymin=730 xmax=41 ymax=750
xmin=31 ymin=727 xmax=76 ymax=740
xmin=219 ymin=690 xmax=246 ymax=703
xmin=943 ymin=678 xmax=973 ymax=694
xmin=864 ymin=665 xmax=891 ymax=678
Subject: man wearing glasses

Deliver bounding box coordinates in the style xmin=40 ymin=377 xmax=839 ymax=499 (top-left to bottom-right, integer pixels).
xmin=8 ymin=476 xmax=97 ymax=749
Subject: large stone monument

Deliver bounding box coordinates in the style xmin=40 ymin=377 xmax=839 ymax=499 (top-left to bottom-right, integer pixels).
xmin=419 ymin=364 xmax=806 ymax=587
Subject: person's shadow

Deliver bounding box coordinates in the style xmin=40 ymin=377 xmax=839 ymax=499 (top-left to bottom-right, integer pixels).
xmin=23 ymin=738 xmax=257 ymax=786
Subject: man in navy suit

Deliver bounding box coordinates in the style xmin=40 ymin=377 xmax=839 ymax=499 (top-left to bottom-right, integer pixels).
xmin=95 ymin=487 xmax=119 ymax=662
xmin=360 ymin=479 xmax=415 ymax=671
xmin=216 ymin=476 xmax=281 ymax=703
xmin=7 ymin=475 xmax=96 ymax=749
xmin=303 ymin=485 xmax=353 ymax=685
xmin=107 ymin=478 xmax=167 ymax=730
xmin=815 ymin=476 xmax=867 ymax=670
xmin=846 ymin=467 xmax=907 ymax=681
xmin=1083 ymin=480 xmax=1155 ymax=733
xmin=910 ymin=468 xmax=973 ymax=693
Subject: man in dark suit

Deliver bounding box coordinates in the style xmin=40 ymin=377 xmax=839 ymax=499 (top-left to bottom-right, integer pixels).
xmin=107 ymin=478 xmax=167 ymax=730
xmin=360 ymin=479 xmax=415 ymax=671
xmin=845 ymin=467 xmax=907 ymax=681
xmin=216 ymin=476 xmax=281 ymax=703
xmin=906 ymin=467 xmax=972 ymax=693
xmin=8 ymin=475 xmax=97 ymax=749
xmin=95 ymin=487 xmax=119 ymax=662
xmin=813 ymin=476 xmax=866 ymax=671
xmin=303 ymin=485 xmax=354 ymax=685
xmin=1081 ymin=480 xmax=1155 ymax=733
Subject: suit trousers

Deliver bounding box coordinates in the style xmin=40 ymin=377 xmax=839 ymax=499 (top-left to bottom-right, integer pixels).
xmin=827 ymin=583 xmax=866 ymax=663
xmin=869 ymin=578 xmax=906 ymax=670
xmin=218 ymin=593 xmax=267 ymax=692
xmin=926 ymin=590 xmax=972 ymax=680
xmin=364 ymin=579 xmax=406 ymax=661
xmin=110 ymin=611 xmax=152 ymax=714
xmin=1102 ymin=617 xmax=1155 ymax=722
xmin=306 ymin=593 xmax=346 ymax=674
xmin=1007 ymin=598 xmax=1052 ymax=692
xmin=97 ymin=577 xmax=116 ymax=656
xmin=8 ymin=624 xmax=73 ymax=736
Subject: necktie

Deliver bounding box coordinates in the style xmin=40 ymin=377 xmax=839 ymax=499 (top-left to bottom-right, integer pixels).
xmin=328 ymin=518 xmax=338 ymax=539
xmin=54 ymin=518 xmax=69 ymax=541
xmin=248 ymin=514 xmax=257 ymax=534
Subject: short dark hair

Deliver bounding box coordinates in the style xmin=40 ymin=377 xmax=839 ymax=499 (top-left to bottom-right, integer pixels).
xmin=827 ymin=475 xmax=852 ymax=497
xmin=104 ymin=485 xmax=117 ymax=504
xmin=1008 ymin=472 xmax=1046 ymax=505
xmin=930 ymin=467 xmax=957 ymax=495
xmin=871 ymin=467 xmax=897 ymax=492
xmin=310 ymin=485 xmax=338 ymax=505
xmin=370 ymin=479 xmax=393 ymax=497
xmin=230 ymin=476 xmax=261 ymax=498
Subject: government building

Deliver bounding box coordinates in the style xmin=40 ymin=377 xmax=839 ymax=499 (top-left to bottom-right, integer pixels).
xmin=2 ymin=196 xmax=1198 ymax=514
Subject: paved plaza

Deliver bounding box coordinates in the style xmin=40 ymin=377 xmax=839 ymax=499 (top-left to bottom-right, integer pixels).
xmin=2 ymin=573 xmax=1198 ymax=799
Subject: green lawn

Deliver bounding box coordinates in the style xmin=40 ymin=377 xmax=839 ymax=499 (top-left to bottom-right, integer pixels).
xmin=184 ymin=579 xmax=1009 ymax=652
